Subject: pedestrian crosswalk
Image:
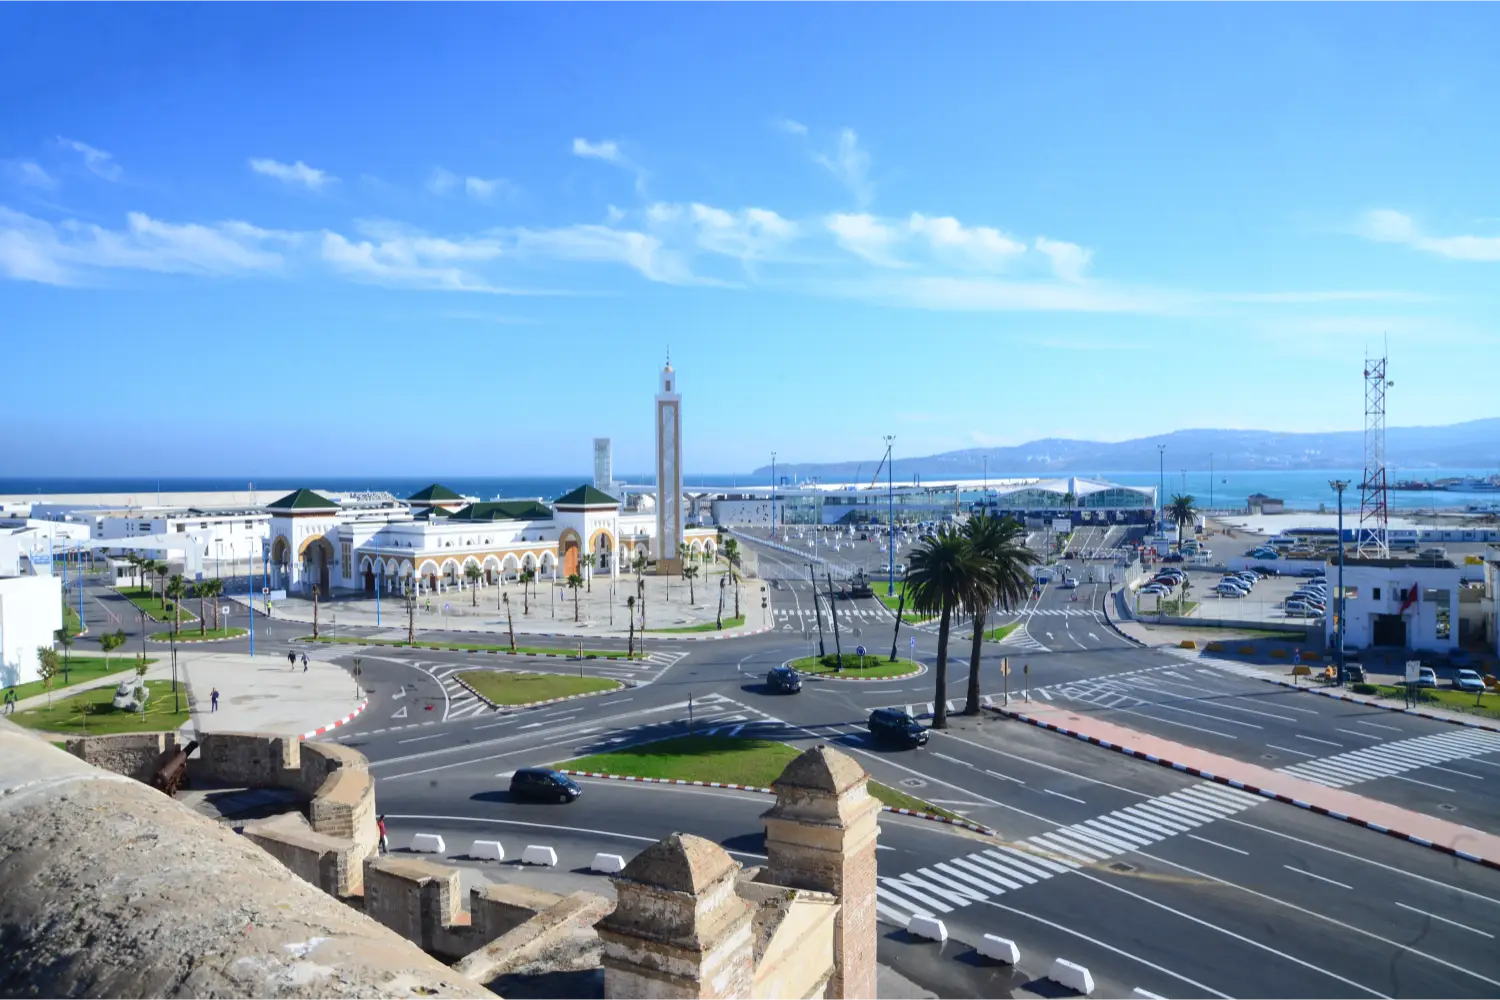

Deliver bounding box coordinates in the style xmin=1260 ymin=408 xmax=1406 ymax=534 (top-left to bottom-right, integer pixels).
xmin=876 ymin=781 xmax=1265 ymax=925
xmin=429 ymin=650 xmax=686 ymax=721
xmin=1275 ymin=728 xmax=1500 ymax=788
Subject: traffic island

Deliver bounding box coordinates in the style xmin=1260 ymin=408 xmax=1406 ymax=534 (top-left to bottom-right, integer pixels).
xmin=554 ymin=734 xmax=993 ymax=833
xmin=454 ymin=671 xmax=623 ymax=711
xmin=788 ymin=654 xmax=924 ymax=681
xmin=648 ymin=614 xmax=746 ymax=633
xmin=300 ymin=634 xmax=642 ymax=659
xmin=149 ymin=627 xmax=248 ymax=643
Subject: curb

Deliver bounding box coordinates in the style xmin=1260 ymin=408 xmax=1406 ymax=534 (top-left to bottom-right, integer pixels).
xmin=147 ymin=632 xmax=248 ymax=645
xmin=783 ymin=657 xmax=926 ymax=683
xmin=1243 ymin=672 xmax=1500 ymax=735
xmin=1100 ymin=587 xmax=1149 ymax=648
xmin=300 ymin=638 xmax=647 ymax=662
xmin=282 ymin=618 xmax=773 ymax=643
xmin=994 ymin=706 xmax=1500 ymax=872
xmin=302 ymin=697 xmax=368 ymax=740
xmin=556 ymin=769 xmax=999 ymax=837
xmin=452 ymin=674 xmax=634 ymax=713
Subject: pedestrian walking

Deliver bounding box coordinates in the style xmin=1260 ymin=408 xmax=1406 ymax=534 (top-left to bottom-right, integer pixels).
xmin=288 ymin=650 xmax=296 ymax=669
xmin=210 ymin=687 xmax=219 ymax=712
xmin=377 ymin=814 xmax=389 ymax=855
xmin=301 ymin=653 xmax=309 ymax=672
xmin=3 ymin=686 xmax=16 ymax=716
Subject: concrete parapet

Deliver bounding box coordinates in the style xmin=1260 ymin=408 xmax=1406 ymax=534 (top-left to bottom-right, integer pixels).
xmin=470 ymin=883 xmax=566 ymax=940
xmin=64 ymin=731 xmax=179 ymax=782
xmin=363 ymin=855 xmax=465 ymax=957
xmin=243 ymin=811 xmax=357 ymax=897
xmin=193 ymin=730 xmax=298 ymax=787
xmin=454 ymin=891 xmax=615 ymax=984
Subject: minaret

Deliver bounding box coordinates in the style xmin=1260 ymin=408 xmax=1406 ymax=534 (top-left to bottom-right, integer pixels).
xmin=655 ymin=356 xmax=683 ymax=576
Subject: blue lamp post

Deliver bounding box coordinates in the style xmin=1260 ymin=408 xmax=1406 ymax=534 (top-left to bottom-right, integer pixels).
xmin=885 ymin=435 xmax=896 ymax=597
xmin=1330 ymin=479 xmax=1349 ymax=683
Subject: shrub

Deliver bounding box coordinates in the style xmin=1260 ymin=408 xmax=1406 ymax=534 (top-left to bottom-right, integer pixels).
xmin=1351 ymin=682 xmax=1378 ymax=695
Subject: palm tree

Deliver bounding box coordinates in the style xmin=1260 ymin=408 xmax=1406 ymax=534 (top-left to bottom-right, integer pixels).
xmin=165 ymin=575 xmax=186 ymax=636
xmin=566 ymin=573 xmax=583 ymax=622
xmin=579 ymin=551 xmax=595 ymax=593
xmin=683 ymin=565 xmax=698 ymax=604
xmin=626 ymin=595 xmax=637 ymax=658
xmin=502 ymin=592 xmax=516 ymax=652
xmin=152 ymin=560 xmax=169 ymax=604
xmin=1060 ymin=492 xmax=1077 ymax=508
xmin=199 ymin=577 xmax=224 ymax=631
xmin=520 ymin=568 xmax=535 ymax=614
xmin=311 ymin=583 xmax=321 ymax=639
xmin=722 ymin=537 xmax=739 ymax=572
xmin=904 ymin=525 xmax=981 ymax=729
xmin=464 ymin=563 xmax=482 ymax=606
xmin=1168 ymin=494 xmax=1198 ymax=546
xmin=961 ymin=514 xmax=1038 ymax=714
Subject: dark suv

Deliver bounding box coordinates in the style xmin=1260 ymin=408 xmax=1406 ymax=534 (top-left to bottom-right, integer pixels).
xmin=509 ymin=767 xmax=581 ymax=803
xmin=766 ymin=666 xmax=802 ymax=693
xmin=868 ymin=708 xmax=928 ymax=748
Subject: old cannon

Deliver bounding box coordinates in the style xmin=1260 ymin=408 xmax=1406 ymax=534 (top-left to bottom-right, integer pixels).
xmin=151 ymin=740 xmax=199 ymax=797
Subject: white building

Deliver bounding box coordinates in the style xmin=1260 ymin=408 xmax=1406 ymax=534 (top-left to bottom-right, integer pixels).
xmin=594 ymin=437 xmax=615 ymax=495
xmin=92 ymin=507 xmax=270 ymax=567
xmin=1325 ymin=557 xmax=1465 ymax=653
xmin=0 ymin=575 xmax=63 ymax=687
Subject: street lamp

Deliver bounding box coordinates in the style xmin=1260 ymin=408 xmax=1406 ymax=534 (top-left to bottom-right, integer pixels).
xmin=1157 ymin=444 xmax=1166 ymax=537
xmin=884 ymin=434 xmax=896 ymax=598
xmin=770 ymin=451 xmax=777 ymax=540
xmin=1330 ymin=479 xmax=1349 ymax=684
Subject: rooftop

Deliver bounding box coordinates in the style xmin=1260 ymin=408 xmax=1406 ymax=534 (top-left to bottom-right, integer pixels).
xmin=554 ymin=485 xmax=619 ymax=507
xmin=407 ymin=483 xmax=465 ymax=503
xmin=445 ymin=500 xmax=554 ymax=522
xmin=265 ymin=489 xmax=338 ymax=511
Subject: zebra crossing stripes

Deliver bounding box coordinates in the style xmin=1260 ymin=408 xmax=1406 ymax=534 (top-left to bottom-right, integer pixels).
xmin=1276 ymin=728 xmax=1500 ymax=788
xmin=874 ymin=781 xmax=1264 ymax=925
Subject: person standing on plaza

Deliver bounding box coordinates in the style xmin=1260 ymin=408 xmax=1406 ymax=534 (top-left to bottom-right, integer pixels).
xmin=301 ymin=652 xmax=309 ymax=672
xmin=377 ymin=815 xmax=389 ymax=854
xmin=210 ymin=687 xmax=219 ymax=712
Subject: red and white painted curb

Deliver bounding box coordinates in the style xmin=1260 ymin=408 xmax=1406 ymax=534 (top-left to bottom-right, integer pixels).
xmin=302 ymin=696 xmax=369 ymax=740
xmin=454 ymin=675 xmax=633 ymax=714
xmin=995 ymin=707 xmax=1500 ymax=872
xmin=557 ymin=768 xmax=998 ymax=837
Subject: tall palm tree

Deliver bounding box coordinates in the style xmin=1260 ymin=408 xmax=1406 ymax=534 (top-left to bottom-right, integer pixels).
xmin=519 ymin=568 xmax=535 ymax=614
xmin=904 ymin=525 xmax=981 ymax=729
xmin=199 ymin=577 xmax=225 ymax=631
xmin=165 ymin=574 xmax=186 ymax=636
xmin=678 ymin=543 xmax=690 ymax=578
xmin=722 ymin=537 xmax=739 ymax=571
xmin=502 ymin=593 xmax=516 ymax=652
xmin=683 ymin=565 xmax=698 ymax=604
xmin=464 ymin=563 xmax=482 ymax=606
xmin=579 ymin=551 xmax=595 ymax=593
xmin=961 ymin=514 xmax=1038 ymax=714
xmin=1168 ymin=494 xmax=1198 ymax=546
xmin=195 ymin=579 xmax=209 ymax=635
xmin=566 ymin=573 xmax=583 ymax=622
xmin=626 ymin=595 xmax=637 ymax=658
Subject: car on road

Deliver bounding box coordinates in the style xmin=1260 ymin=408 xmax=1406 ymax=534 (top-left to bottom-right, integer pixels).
xmin=1412 ymin=666 xmax=1438 ymax=688
xmin=1455 ymin=669 xmax=1485 ymax=693
xmin=868 ymin=708 xmax=929 ymax=748
xmin=509 ymin=767 xmax=582 ymax=804
xmin=766 ymin=665 xmax=803 ymax=693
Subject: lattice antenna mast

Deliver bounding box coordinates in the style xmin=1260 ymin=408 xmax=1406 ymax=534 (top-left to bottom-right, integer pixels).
xmin=1356 ymin=353 xmax=1392 ymax=558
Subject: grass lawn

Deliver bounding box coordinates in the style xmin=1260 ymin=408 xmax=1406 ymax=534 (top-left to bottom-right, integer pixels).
xmin=7 ymin=655 xmax=155 ymax=702
xmin=303 ymin=634 xmax=641 ymax=659
xmin=63 ymin=606 xmax=83 ymax=637
xmin=10 ymin=679 xmax=190 ymax=736
xmin=650 ymin=615 xmax=746 ymax=633
xmin=1365 ymin=684 xmax=1500 ymax=721
xmin=457 ymin=671 xmax=621 ymax=705
xmin=980 ymin=622 xmax=1020 ymax=642
xmin=1158 ymin=599 xmax=1200 ymax=617
xmin=117 ymin=586 xmax=197 ymax=625
xmin=555 ymin=735 xmax=962 ymax=821
xmin=868 ymin=581 xmax=932 ymax=622
xmin=789 ymin=654 xmax=922 ymax=678
xmin=150 ymin=627 xmax=248 ymax=641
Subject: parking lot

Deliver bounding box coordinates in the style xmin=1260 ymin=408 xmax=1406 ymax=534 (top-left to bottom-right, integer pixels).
xmin=1134 ymin=564 xmax=1327 ymax=624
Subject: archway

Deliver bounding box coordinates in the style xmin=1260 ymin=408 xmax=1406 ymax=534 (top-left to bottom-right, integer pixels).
xmin=359 ymin=555 xmax=376 ymax=596
xmin=559 ymin=530 xmax=581 ymax=578
xmin=297 ymin=535 xmax=334 ymax=596
xmin=589 ymin=529 xmax=615 ymax=574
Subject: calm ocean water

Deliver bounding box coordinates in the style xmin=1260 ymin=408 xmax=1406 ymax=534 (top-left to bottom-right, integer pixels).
xmin=2 ymin=468 xmax=1496 ymax=510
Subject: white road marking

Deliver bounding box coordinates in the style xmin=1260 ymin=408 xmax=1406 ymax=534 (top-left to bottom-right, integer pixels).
xmin=1187 ymin=834 xmax=1250 ymax=856
xmin=391 ymin=706 xmax=407 ymax=719
xmin=398 ymin=733 xmax=445 ymax=744
xmin=1265 ymin=743 xmax=1316 ymax=758
xmin=1042 ymin=788 xmax=1087 ymax=805
xmin=1393 ymin=902 xmax=1495 ymax=938
xmin=1294 ymin=733 xmax=1343 ymax=747
xmin=1284 ymin=866 xmax=1353 ymax=889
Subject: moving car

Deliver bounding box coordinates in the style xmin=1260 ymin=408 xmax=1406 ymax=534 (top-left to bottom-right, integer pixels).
xmin=766 ymin=665 xmax=803 ymax=693
xmin=509 ymin=767 xmax=582 ymax=803
xmin=868 ymin=708 xmax=929 ymax=748
xmin=1455 ymin=669 xmax=1485 ymax=693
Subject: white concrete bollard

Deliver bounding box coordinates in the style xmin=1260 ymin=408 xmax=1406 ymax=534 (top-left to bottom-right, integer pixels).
xmin=591 ymin=852 xmax=626 ymax=874
xmin=521 ymin=845 xmax=559 ymax=867
xmin=906 ymin=914 xmax=948 ymax=943
xmin=1131 ymin=990 xmax=1165 ymax=999
xmin=470 ymin=839 xmax=504 ymax=861
xmin=978 ymin=934 xmax=1020 ymax=965
xmin=411 ymin=834 xmax=446 ymax=854
xmin=1049 ymin=958 xmax=1095 ymax=995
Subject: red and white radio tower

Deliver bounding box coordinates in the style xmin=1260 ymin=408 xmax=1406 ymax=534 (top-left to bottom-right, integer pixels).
xmin=1356 ymin=354 xmax=1393 ymax=559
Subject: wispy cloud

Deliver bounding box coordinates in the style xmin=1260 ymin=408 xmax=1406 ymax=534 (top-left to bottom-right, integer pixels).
xmin=1033 ymin=236 xmax=1092 ymax=282
xmin=249 ymin=158 xmax=334 ymax=191
xmin=57 ymin=138 xmax=121 ymax=181
xmin=427 ymin=166 xmax=460 ymax=196
xmin=825 ymin=274 xmax=1190 ymax=314
xmin=5 ymin=161 xmax=58 ymax=190
xmin=826 ymin=213 xmax=906 ymax=267
xmin=1355 ymin=208 xmax=1500 ymax=262
xmin=773 ymin=117 xmax=808 ymax=136
xmin=909 ymin=214 xmax=1027 ymax=271
xmin=812 ymin=128 xmax=874 ymax=208
xmin=428 ymin=167 xmax=519 ymax=203
xmin=572 ymin=137 xmax=648 ymax=195
xmin=509 ymin=223 xmax=718 ymax=286
xmin=645 ymin=202 xmax=798 ymax=271
xmin=320 ymin=230 xmax=508 ymax=292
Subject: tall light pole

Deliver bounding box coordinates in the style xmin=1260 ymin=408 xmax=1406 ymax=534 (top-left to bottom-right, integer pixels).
xmin=1157 ymin=444 xmax=1166 ymax=537
xmin=770 ymin=451 xmax=777 ymax=540
xmin=885 ymin=434 xmax=896 ymax=597
xmin=1330 ymin=479 xmax=1349 ymax=684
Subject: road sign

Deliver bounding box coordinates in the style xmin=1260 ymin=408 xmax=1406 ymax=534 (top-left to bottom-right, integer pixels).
xmin=909 ymin=637 xmax=916 ymax=650
xmin=1001 ymin=659 xmax=1010 ymax=677
xmin=856 ymin=645 xmax=866 ymax=658
xmin=1404 ymin=660 xmax=1421 ymax=683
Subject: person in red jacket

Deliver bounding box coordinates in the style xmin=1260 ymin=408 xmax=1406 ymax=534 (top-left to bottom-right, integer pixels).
xmin=377 ymin=815 xmax=389 ymax=855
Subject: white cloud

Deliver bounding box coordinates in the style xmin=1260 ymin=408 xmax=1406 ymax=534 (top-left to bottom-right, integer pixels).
xmin=645 ymin=202 xmax=798 ymax=266
xmin=1034 ymin=236 xmax=1092 ymax=282
xmin=825 ymin=274 xmax=1189 ymax=314
xmin=826 ymin=213 xmax=905 ymax=267
xmin=57 ymin=138 xmax=121 ymax=181
xmin=908 ymin=214 xmax=1027 ymax=270
xmin=465 ymin=176 xmax=519 ymax=203
xmin=571 ymin=138 xmax=647 ymax=194
xmin=813 ymin=128 xmax=874 ymax=207
xmin=605 ymin=205 xmax=625 ymax=224
xmin=509 ymin=223 xmax=716 ymax=286
xmin=427 ymin=166 xmax=459 ymax=196
xmin=774 ymin=117 xmax=808 ymax=135
xmin=249 ymin=158 xmax=334 ymax=191
xmin=1355 ymin=208 xmax=1500 ymax=262
xmin=320 ymin=230 xmax=508 ymax=292
xmin=6 ymin=161 xmax=58 ymax=190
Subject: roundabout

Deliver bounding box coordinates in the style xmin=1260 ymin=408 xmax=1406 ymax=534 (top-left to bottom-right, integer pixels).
xmin=786 ymin=653 xmax=926 ymax=680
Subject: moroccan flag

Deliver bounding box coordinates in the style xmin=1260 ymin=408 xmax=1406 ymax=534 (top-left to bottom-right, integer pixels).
xmin=1398 ymin=585 xmax=1420 ymax=614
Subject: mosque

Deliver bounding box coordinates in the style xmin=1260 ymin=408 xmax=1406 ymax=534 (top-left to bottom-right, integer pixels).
xmin=263 ymin=360 xmax=716 ymax=598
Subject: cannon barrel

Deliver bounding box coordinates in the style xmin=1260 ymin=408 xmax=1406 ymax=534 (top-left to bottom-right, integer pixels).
xmin=151 ymin=740 xmax=199 ymax=796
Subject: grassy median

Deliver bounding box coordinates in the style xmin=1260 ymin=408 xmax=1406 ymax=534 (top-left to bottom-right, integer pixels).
xmin=556 ymin=734 xmax=964 ymax=821
xmin=5 ymin=655 xmax=155 ymax=703
xmin=980 ymin=622 xmax=1020 ymax=642
xmin=650 ymin=615 xmax=746 ymax=633
xmin=457 ymin=671 xmax=621 ymax=705
xmin=302 ymin=634 xmax=641 ymax=659
xmin=10 ymin=679 xmax=189 ymax=736
xmin=789 ymin=653 xmax=922 ymax=678
xmin=1362 ymin=683 xmax=1500 ymax=722
xmin=117 ymin=586 xmax=197 ymax=625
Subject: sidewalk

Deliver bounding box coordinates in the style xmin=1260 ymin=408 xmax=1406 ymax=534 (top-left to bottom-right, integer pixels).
xmin=995 ymin=700 xmax=1500 ymax=870
xmin=182 ymin=651 xmax=367 ymax=740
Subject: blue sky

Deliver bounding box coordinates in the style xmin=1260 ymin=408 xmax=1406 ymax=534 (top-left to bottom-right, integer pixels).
xmin=3 ymin=4 xmax=1498 ymax=478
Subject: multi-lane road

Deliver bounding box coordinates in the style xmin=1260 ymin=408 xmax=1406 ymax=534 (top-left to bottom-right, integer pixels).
xmin=63 ymin=540 xmax=1500 ymax=998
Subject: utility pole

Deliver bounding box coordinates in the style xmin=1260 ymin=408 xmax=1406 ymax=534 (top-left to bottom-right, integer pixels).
xmin=1157 ymin=444 xmax=1166 ymax=537
xmin=826 ymin=572 xmax=843 ymax=668
xmin=770 ymin=451 xmax=777 ymax=540
xmin=885 ymin=434 xmax=896 ymax=598
xmin=1330 ymin=479 xmax=1349 ymax=684
xmin=808 ymin=563 xmax=826 ymax=658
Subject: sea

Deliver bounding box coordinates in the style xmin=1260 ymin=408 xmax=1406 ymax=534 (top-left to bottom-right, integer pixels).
xmin=3 ymin=468 xmax=1498 ymax=511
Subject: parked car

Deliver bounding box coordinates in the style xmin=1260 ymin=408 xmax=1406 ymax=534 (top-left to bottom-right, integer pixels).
xmin=868 ymin=708 xmax=929 ymax=748
xmin=1413 ymin=666 xmax=1438 ymax=689
xmin=1217 ymin=579 xmax=1250 ymax=593
xmin=1251 ymin=565 xmax=1281 ymax=576
xmin=509 ymin=767 xmax=582 ymax=804
xmin=1344 ymin=664 xmax=1366 ymax=683
xmin=766 ymin=666 xmax=802 ymax=693
xmin=1155 ymin=570 xmax=1186 ymax=582
xmin=1455 ymin=669 xmax=1485 ymax=693
xmin=1215 ymin=584 xmax=1247 ymax=597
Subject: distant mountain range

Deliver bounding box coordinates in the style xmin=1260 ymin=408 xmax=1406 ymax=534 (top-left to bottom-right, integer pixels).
xmin=752 ymin=418 xmax=1500 ymax=482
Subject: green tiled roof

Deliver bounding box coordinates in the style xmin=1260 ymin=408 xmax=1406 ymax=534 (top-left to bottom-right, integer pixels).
xmin=266 ymin=488 xmax=338 ymax=511
xmin=446 ymin=500 xmax=554 ymax=522
xmin=554 ymin=484 xmax=619 ymax=507
xmin=407 ymin=483 xmax=464 ymax=503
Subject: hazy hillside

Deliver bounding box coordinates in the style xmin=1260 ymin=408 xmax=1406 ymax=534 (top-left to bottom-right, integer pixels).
xmin=753 ymin=419 xmax=1500 ymax=481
